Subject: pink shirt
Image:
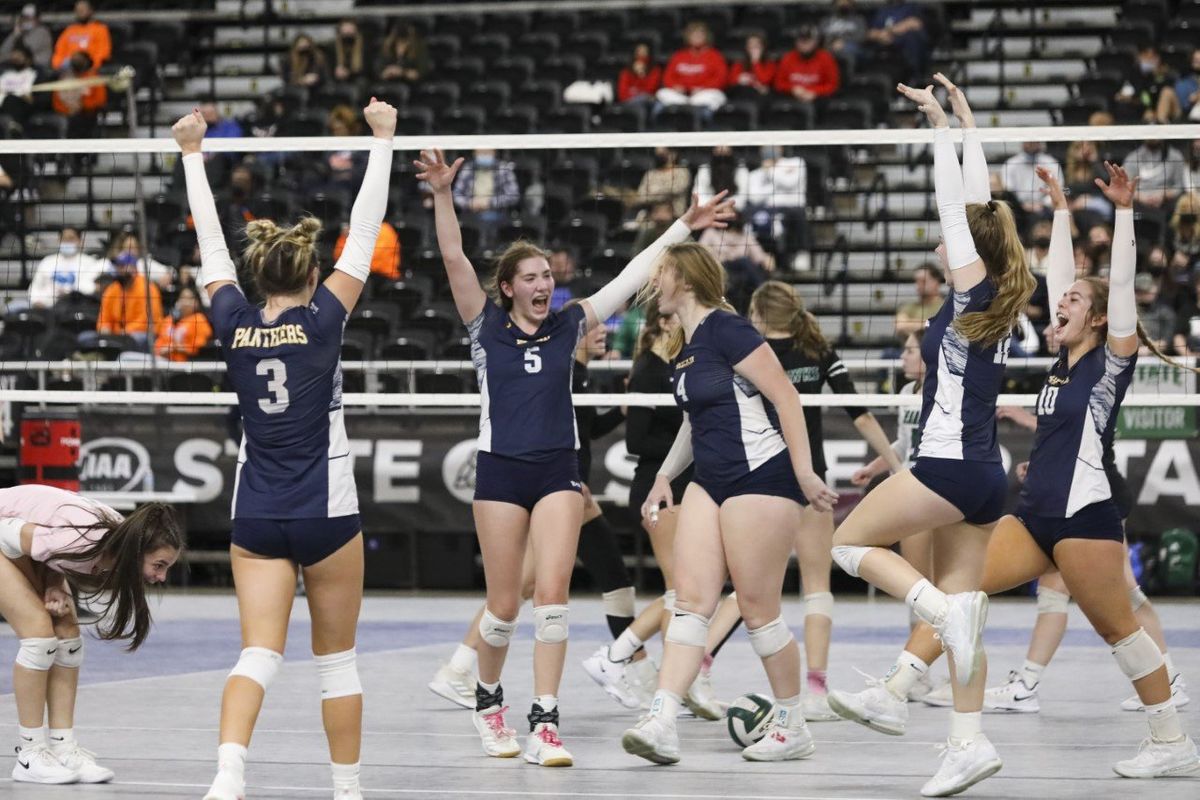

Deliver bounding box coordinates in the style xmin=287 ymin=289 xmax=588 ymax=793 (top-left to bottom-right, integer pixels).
xmin=0 ymin=485 xmax=120 ymax=574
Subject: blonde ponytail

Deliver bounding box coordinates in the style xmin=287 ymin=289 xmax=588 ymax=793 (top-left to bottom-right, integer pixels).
xmin=953 ymin=200 xmax=1037 ymax=347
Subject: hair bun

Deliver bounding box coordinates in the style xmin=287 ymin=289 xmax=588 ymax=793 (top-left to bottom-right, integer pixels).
xmin=289 ymin=216 xmax=323 ymax=246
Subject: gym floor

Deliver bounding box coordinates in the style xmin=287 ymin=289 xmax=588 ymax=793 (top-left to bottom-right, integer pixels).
xmin=1 ymin=593 xmax=1197 ymax=799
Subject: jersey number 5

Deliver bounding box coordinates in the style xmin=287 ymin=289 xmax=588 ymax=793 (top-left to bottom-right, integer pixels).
xmin=257 ymin=358 xmax=290 ymax=414
xmin=524 ymin=346 xmax=542 ymax=374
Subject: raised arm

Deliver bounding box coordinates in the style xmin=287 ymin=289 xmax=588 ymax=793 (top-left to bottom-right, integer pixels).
xmin=1096 ymin=161 xmax=1139 ymax=357
xmin=583 ymin=192 xmax=735 ymax=328
xmin=1039 ymin=165 xmax=1075 ymax=310
xmin=173 ymin=110 xmax=238 ymax=296
xmin=415 ymin=148 xmax=487 ymax=322
xmin=934 ymin=73 xmax=989 ymax=203
xmin=324 ymin=98 xmax=397 ymax=312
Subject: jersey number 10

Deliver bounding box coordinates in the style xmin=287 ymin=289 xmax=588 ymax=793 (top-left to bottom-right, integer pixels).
xmin=1036 ymin=385 xmax=1059 ymax=416
xmin=257 ymin=358 xmax=290 ymax=414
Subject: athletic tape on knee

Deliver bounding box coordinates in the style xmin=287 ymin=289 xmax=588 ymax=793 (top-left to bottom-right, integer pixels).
xmin=315 ymin=648 xmax=362 ymax=700
xmin=1111 ymin=628 xmax=1164 ymax=682
xmin=804 ymin=592 xmax=834 ymax=619
xmin=662 ymin=589 xmax=676 ymax=613
xmin=533 ymin=604 xmax=569 ymax=644
xmin=665 ymin=610 xmax=710 ymax=648
xmin=1036 ymin=586 xmax=1070 ymax=615
xmin=229 ymin=646 xmax=284 ymax=690
xmin=53 ymin=636 xmax=84 ymax=669
xmin=747 ymin=615 xmax=794 ymax=659
xmin=832 ymin=545 xmax=872 ymax=578
xmin=1129 ymin=585 xmax=1148 ymax=611
xmin=478 ymin=607 xmax=518 ymax=648
xmin=602 ymin=586 xmax=636 ymax=619
xmin=15 ymin=637 xmax=58 ymax=671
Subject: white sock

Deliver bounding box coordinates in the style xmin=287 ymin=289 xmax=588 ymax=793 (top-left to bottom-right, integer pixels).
xmin=47 ymin=728 xmax=74 ymax=750
xmin=331 ymin=760 xmax=360 ymax=792
xmin=1164 ymin=652 xmax=1179 ymax=681
xmin=477 ymin=678 xmax=500 ymax=694
xmin=610 ymin=628 xmax=643 ymax=663
xmin=650 ymin=689 xmax=682 ymax=720
xmin=217 ymin=742 xmax=248 ymax=779
xmin=905 ymin=579 xmax=949 ymax=626
xmin=602 ymin=586 xmax=637 ymax=618
xmin=1145 ymin=699 xmax=1184 ymax=742
xmin=884 ymin=650 xmax=930 ymax=699
xmin=776 ymin=694 xmax=802 ymax=729
xmin=449 ymin=643 xmax=477 ymax=674
xmin=18 ymin=725 xmax=43 ymax=747
xmin=949 ymin=711 xmax=982 ymax=744
xmin=534 ymin=694 xmax=558 ymax=713
xmin=1020 ymin=659 xmax=1045 ymax=688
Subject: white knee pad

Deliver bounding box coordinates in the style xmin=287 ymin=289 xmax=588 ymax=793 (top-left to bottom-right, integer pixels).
xmin=662 ymin=589 xmax=676 ymax=613
xmin=1036 ymin=586 xmax=1070 ymax=615
xmin=315 ymin=648 xmax=362 ymax=700
xmin=665 ymin=610 xmax=710 ymax=648
xmin=1129 ymin=585 xmax=1149 ymax=611
xmin=53 ymin=636 xmax=84 ymax=669
xmin=229 ymin=646 xmax=284 ymax=690
xmin=15 ymin=637 xmax=58 ymax=671
xmin=804 ymin=592 xmax=834 ymax=619
xmin=831 ymin=544 xmax=872 ymax=578
xmin=533 ymin=604 xmax=569 ymax=644
xmin=1111 ymin=628 xmax=1164 ymax=682
xmin=747 ymin=615 xmax=795 ymax=659
xmin=479 ymin=607 xmax=518 ymax=648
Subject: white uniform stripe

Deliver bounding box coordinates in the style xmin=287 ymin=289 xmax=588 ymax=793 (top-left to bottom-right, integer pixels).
xmin=326 ymin=407 xmax=358 ymax=517
xmin=733 ymin=382 xmax=786 ymax=472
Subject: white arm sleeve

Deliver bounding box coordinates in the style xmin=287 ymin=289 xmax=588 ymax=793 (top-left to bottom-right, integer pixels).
xmin=961 ymin=128 xmax=991 ymax=204
xmin=1107 ymin=208 xmax=1137 ymax=338
xmin=0 ymin=517 xmax=27 ymax=559
xmin=333 ymin=138 xmax=394 ymax=283
xmin=182 ymin=153 xmax=239 ymax=287
xmin=656 ymin=417 xmax=694 ymax=481
xmin=933 ymin=128 xmax=980 ymax=271
xmin=587 ymin=219 xmax=691 ymax=321
xmin=1045 ymin=209 xmax=1075 ymax=310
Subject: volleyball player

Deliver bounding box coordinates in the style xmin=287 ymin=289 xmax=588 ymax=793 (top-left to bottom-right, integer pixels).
xmin=175 ymin=99 xmax=396 ymax=800
xmin=416 ymin=148 xmax=733 ymax=767
xmin=0 ymin=486 xmax=181 ymax=784
xmin=620 ymin=243 xmax=839 ymax=765
xmin=827 ymin=75 xmax=1035 ymax=796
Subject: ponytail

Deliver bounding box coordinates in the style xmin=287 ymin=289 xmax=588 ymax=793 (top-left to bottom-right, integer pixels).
xmin=749 ymin=280 xmax=829 ymax=359
xmin=953 ymin=201 xmax=1037 ymax=347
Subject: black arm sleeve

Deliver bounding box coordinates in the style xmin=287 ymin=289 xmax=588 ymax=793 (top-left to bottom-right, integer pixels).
xmin=823 ymin=348 xmax=868 ymax=420
xmin=625 ymin=356 xmax=680 ymax=459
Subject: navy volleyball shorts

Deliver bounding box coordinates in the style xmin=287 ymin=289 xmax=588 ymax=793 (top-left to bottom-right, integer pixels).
xmin=1015 ymin=499 xmax=1125 ymax=561
xmin=911 ymin=457 xmax=1007 ymax=525
xmin=694 ymin=449 xmax=808 ymax=507
xmin=474 ymin=448 xmax=582 ymax=511
xmin=232 ymin=514 xmax=362 ymax=567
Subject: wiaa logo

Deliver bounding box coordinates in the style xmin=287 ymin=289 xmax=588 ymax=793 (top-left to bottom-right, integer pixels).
xmin=442 ymin=439 xmax=478 ymax=504
xmin=78 ymin=437 xmax=154 ymax=492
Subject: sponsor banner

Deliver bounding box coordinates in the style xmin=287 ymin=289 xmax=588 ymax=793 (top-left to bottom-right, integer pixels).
xmin=74 ymin=409 xmax=1200 ymax=538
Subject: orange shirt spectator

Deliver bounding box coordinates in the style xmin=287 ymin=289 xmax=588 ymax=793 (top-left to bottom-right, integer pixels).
xmin=333 ymin=220 xmax=401 ymax=280
xmin=98 ymin=273 xmax=162 ymax=337
xmin=51 ymin=5 xmax=111 ymax=71
xmin=52 ymin=51 xmax=106 ymax=115
xmin=155 ymin=315 xmax=212 ymax=362
xmin=773 ymin=30 xmax=841 ymax=99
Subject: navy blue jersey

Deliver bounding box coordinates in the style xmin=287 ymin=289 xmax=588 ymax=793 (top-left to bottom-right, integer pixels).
xmin=671 ymin=310 xmax=785 ymax=486
xmin=468 ymin=300 xmax=588 ymax=460
xmin=1021 ymin=345 xmax=1137 ymax=517
xmin=210 ymin=283 xmax=356 ymax=519
xmin=916 ymin=281 xmax=1010 ymax=463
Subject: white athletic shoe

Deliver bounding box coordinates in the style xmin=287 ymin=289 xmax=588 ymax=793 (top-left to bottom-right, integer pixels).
xmin=50 ymin=742 xmax=114 ymax=783
xmin=827 ymin=674 xmax=908 ymax=736
xmin=627 ymin=656 xmax=659 ymax=709
xmin=472 ymin=705 xmax=521 ymax=758
xmin=920 ymin=734 xmax=1003 ymax=797
xmin=983 ymin=671 xmax=1040 ymax=714
xmin=1113 ymin=735 xmax=1200 ymax=778
xmin=1121 ymin=673 xmax=1190 ymax=711
xmin=801 ymin=692 xmax=842 ymax=722
xmin=621 ymin=714 xmax=681 ymax=764
xmin=922 ymin=679 xmax=955 ymax=708
xmin=935 ymin=591 xmax=988 ymax=686
xmin=12 ymin=744 xmax=79 ymax=784
xmin=908 ymin=672 xmax=936 ymax=703
xmin=428 ymin=662 xmax=476 ymax=709
xmin=202 ymin=769 xmax=244 ymax=800
xmin=684 ymin=672 xmax=726 ymax=720
xmin=741 ymin=706 xmax=816 ymax=762
xmin=581 ymin=646 xmax=642 ymax=709
xmin=523 ymin=722 xmax=573 ymax=767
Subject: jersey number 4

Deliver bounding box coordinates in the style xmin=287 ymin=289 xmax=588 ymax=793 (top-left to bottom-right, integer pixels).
xmin=257 ymin=358 xmax=290 ymax=414
xmin=675 ymin=372 xmax=688 ymax=402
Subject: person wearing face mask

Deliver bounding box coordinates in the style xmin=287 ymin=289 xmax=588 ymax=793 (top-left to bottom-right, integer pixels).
xmin=726 ymin=34 xmax=776 ymax=105
xmin=332 ymin=19 xmax=368 ymax=84
xmin=617 ymin=43 xmax=661 ymax=110
xmin=693 ymin=146 xmax=749 ymax=210
xmin=51 ymin=1 xmax=109 ymax=74
xmin=0 ymin=5 xmax=53 ymax=70
xmin=1116 ymin=43 xmax=1180 ymax=124
xmin=154 ymin=286 xmax=212 ymax=362
xmin=95 ymin=250 xmax=163 ymax=343
xmin=820 ymin=0 xmax=867 ymax=69
xmin=450 ymin=148 xmax=520 ymax=236
xmin=634 ymin=147 xmax=692 ymax=218
xmin=1173 ymin=48 xmax=1200 ymax=121
xmin=282 ymin=34 xmax=328 ymax=91
xmin=105 ymin=232 xmax=172 ymax=290
xmin=1001 ymin=142 xmax=1061 ymax=221
xmin=0 ymin=44 xmax=40 ymax=129
xmin=1168 ymin=191 xmax=1200 ymax=272
xmin=28 ymin=227 xmax=109 ymax=308
xmin=655 ymin=21 xmax=728 ymax=114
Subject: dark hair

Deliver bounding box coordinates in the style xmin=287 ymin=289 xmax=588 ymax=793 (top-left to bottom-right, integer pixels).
xmin=243 ymin=216 xmax=322 ymax=297
xmin=914 ymin=262 xmax=944 ymax=283
xmin=489 ymin=240 xmax=551 ymax=311
xmin=52 ymin=502 xmax=185 ymax=650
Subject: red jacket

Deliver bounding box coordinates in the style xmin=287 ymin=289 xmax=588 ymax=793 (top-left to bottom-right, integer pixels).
xmin=729 ymin=59 xmax=777 ymax=88
xmin=618 ymin=64 xmax=662 ymax=102
xmin=663 ymin=46 xmax=728 ymax=92
xmin=773 ymin=49 xmax=840 ymax=97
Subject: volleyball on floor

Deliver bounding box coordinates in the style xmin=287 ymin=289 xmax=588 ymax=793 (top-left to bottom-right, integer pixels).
xmin=726 ymin=693 xmax=774 ymax=746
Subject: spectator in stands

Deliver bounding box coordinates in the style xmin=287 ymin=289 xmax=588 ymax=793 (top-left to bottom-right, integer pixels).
xmin=746 ymin=145 xmax=808 ymax=266
xmin=28 ymin=226 xmax=110 ymax=308
xmin=198 ymin=99 xmax=242 ymax=139
xmin=694 ymin=145 xmax=749 ymax=209
xmin=1172 ymin=270 xmax=1200 ymax=355
xmin=52 ymin=49 xmax=105 ymax=139
xmin=772 ymin=27 xmax=840 ymax=105
xmin=1024 ymin=219 xmax=1053 ymax=275
xmin=820 ymin=0 xmax=868 ymax=70
xmin=698 ymin=210 xmax=774 ymax=310
xmin=282 ymin=34 xmax=329 ymax=92
xmin=1086 ymin=222 xmax=1114 ymax=275
xmin=106 ymin=231 xmax=172 ymax=290
xmin=96 ymin=252 xmax=163 ymax=343
xmin=154 ymin=286 xmax=212 ymax=362
xmin=378 ymin=23 xmax=428 ymax=85
xmin=51 ymin=1 xmax=110 ymax=73
xmin=215 ymin=162 xmax=256 ymax=231
xmin=617 ymin=42 xmax=661 ymax=110
xmin=332 ymin=219 xmax=401 ymax=281
xmin=632 ymin=146 xmax=691 ymax=217
xmin=451 ymin=148 xmax=520 ymax=231
xmin=1115 ymin=43 xmax=1180 ymax=124
xmin=1187 ymin=138 xmax=1200 ymax=194
xmin=631 ymin=201 xmax=675 ymax=254
xmin=1001 ymin=142 xmax=1060 ymax=221
xmin=1134 ymin=271 xmax=1176 ymax=353
xmin=1169 ymin=191 xmax=1200 ymax=272
xmin=1177 ymin=49 xmax=1200 ymax=121
xmin=313 ymin=104 xmax=367 ymax=203
xmin=727 ymin=33 xmax=775 ymax=104
xmin=1063 ymin=139 xmax=1112 ymax=226
xmin=0 ymin=43 xmax=40 ymax=130
xmin=549 ymin=247 xmax=577 ymax=310
xmin=1124 ymin=138 xmax=1186 ymax=221
xmin=866 ymin=0 xmax=928 ymax=84
xmin=894 ymin=262 xmax=944 ymax=336
xmin=332 ymin=18 xmax=370 ymax=86
xmin=656 ymin=21 xmax=728 ymax=114
xmin=1 ymin=5 xmax=52 ymax=69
